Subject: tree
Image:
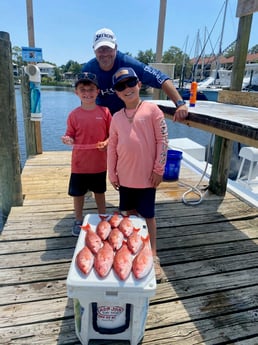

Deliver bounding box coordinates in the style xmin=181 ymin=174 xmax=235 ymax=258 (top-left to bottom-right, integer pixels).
xmin=162 ymin=46 xmax=190 ymax=79
xmin=62 ymin=60 xmax=80 ymax=73
xmin=249 ymin=44 xmax=258 ymax=54
xmin=135 ymin=49 xmax=156 ymax=64
xmin=12 ymin=46 xmax=23 ymax=74
xmin=69 ymin=61 xmax=82 ymax=75
xmin=223 ymin=41 xmax=236 ymax=58
xmin=54 ymin=67 xmax=62 ymax=81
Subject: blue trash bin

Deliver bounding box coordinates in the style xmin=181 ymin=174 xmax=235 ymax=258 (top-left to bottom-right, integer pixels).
xmin=163 ymin=149 xmax=183 ymax=181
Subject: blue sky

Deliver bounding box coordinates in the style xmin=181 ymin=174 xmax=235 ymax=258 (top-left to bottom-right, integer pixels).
xmin=1 ymin=0 xmax=257 ymax=66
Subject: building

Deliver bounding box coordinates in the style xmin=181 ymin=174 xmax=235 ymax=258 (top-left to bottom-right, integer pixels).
xmin=36 ymin=62 xmax=56 ymax=78
xmin=190 ymin=53 xmax=258 ymax=80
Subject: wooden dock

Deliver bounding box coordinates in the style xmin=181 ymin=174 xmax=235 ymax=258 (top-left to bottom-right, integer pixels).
xmin=1 ymin=151 xmax=258 ymax=345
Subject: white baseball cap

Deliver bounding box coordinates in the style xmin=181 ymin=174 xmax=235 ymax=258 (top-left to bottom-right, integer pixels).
xmin=93 ymin=28 xmax=117 ymax=51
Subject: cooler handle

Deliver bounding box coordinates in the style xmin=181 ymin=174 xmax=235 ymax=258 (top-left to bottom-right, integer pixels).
xmin=92 ymin=303 xmax=131 ymax=334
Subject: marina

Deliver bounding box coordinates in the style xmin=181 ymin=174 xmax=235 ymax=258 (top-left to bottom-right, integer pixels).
xmin=1 ymin=2 xmax=258 ymax=343
xmin=1 ymin=151 xmax=258 ymax=344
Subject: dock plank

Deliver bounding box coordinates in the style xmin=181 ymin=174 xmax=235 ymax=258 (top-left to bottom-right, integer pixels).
xmin=1 ymin=151 xmax=258 ymax=345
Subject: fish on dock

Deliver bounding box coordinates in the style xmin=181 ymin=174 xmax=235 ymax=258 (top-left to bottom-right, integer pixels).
xmin=96 ymin=215 xmax=112 ymax=240
xmin=113 ymin=241 xmax=133 ymax=280
xmin=94 ymin=241 xmax=114 ymax=278
xmin=76 ymin=246 xmax=94 ymax=275
xmin=109 ymin=212 xmax=122 ymax=228
xmin=119 ymin=216 xmax=134 ymax=237
xmin=132 ymin=235 xmax=153 ymax=279
xmin=81 ymin=223 xmax=102 ymax=254
xmin=108 ymin=227 xmax=124 ymax=251
xmin=127 ymin=228 xmax=143 ymax=254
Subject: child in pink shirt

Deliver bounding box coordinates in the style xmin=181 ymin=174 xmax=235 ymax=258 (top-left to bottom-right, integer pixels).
xmin=107 ymin=67 xmax=168 ymax=281
xmin=62 ymin=73 xmax=112 ymax=236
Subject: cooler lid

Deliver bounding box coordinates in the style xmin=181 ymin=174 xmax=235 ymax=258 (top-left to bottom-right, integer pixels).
xmin=66 ymin=214 xmax=156 ymax=293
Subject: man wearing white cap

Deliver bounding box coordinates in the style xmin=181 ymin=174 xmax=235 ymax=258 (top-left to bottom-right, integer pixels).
xmin=82 ymin=28 xmax=188 ymax=119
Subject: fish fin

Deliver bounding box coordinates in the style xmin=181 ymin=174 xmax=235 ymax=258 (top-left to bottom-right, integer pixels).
xmin=142 ymin=234 xmax=150 ymax=242
xmin=80 ymin=223 xmax=91 ymax=231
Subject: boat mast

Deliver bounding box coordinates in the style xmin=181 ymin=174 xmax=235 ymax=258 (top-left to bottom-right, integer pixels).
xmin=216 ymin=0 xmax=229 ymax=74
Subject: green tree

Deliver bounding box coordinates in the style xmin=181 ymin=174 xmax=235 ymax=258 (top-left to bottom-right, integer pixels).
xmin=12 ymin=46 xmax=23 ymax=73
xmin=62 ymin=60 xmax=80 ymax=73
xmin=54 ymin=67 xmax=62 ymax=81
xmin=223 ymin=41 xmax=236 ymax=58
xmin=162 ymin=46 xmax=190 ymax=79
xmin=249 ymin=44 xmax=258 ymax=54
xmin=135 ymin=49 xmax=156 ymax=64
xmin=69 ymin=61 xmax=82 ymax=75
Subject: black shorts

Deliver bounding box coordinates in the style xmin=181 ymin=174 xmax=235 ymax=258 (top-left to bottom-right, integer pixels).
xmin=119 ymin=186 xmax=156 ymax=218
xmin=68 ymin=171 xmax=107 ymax=196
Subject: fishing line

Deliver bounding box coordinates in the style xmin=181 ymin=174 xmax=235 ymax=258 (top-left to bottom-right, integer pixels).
xmin=73 ymin=143 xmax=100 ymax=150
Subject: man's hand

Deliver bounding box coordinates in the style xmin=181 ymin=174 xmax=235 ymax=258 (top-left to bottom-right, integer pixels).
xmin=174 ymin=104 xmax=188 ymax=122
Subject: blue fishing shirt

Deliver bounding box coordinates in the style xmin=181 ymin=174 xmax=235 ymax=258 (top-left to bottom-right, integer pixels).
xmin=82 ymin=51 xmax=170 ymax=114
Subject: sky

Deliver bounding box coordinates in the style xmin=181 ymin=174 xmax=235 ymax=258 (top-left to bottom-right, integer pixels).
xmin=0 ymin=0 xmax=257 ymax=67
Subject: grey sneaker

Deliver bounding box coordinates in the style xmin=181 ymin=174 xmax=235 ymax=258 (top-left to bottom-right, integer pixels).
xmin=72 ymin=220 xmax=82 ymax=237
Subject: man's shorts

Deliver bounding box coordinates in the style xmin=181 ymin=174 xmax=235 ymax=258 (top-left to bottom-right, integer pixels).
xmin=119 ymin=186 xmax=156 ymax=218
xmin=68 ymin=171 xmax=106 ymax=197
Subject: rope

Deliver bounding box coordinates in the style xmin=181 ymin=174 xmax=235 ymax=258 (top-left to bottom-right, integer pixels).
xmin=172 ymin=134 xmax=214 ymax=206
xmin=180 ymin=160 xmax=210 ymax=205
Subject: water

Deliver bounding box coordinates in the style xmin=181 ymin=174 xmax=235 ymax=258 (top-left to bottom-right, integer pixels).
xmin=1 ymin=87 xmax=238 ymax=230
xmin=16 ymin=86 xmax=212 ymax=169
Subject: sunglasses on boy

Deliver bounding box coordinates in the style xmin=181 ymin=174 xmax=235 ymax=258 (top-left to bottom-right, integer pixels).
xmin=114 ymin=78 xmax=138 ymax=92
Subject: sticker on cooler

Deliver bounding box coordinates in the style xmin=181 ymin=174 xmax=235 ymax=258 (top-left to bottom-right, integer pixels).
xmin=97 ymin=305 xmax=125 ymax=323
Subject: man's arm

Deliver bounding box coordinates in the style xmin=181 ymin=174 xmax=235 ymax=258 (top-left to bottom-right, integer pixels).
xmin=161 ymin=79 xmax=188 ymax=122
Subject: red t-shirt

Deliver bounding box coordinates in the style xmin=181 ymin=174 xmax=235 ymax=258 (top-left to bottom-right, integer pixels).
xmin=65 ymin=105 xmax=112 ymax=173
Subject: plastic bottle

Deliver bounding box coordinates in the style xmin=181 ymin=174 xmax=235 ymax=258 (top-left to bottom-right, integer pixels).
xmin=189 ymin=81 xmax=197 ymax=107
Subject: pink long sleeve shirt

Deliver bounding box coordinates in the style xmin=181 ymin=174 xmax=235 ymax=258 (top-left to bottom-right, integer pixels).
xmin=107 ymin=101 xmax=168 ymax=188
xmin=65 ymin=105 xmax=112 ymax=173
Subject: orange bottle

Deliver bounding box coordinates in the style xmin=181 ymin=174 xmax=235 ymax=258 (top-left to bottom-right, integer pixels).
xmin=189 ymin=81 xmax=197 ymax=107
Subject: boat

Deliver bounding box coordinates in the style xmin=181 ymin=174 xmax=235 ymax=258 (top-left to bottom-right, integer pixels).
xmin=180 ymin=62 xmax=258 ymax=102
xmin=198 ymin=63 xmax=258 ymax=90
xmin=168 ymin=138 xmax=258 ymax=208
xmin=218 ymin=63 xmax=258 ymax=91
xmin=177 ymin=86 xmax=208 ymax=101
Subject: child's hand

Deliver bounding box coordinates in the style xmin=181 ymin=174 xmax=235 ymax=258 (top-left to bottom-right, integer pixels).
xmin=61 ymin=135 xmax=74 ymax=145
xmin=111 ymin=179 xmax=120 ymax=191
xmin=97 ymin=139 xmax=108 ymax=151
xmin=150 ymin=172 xmax=163 ymax=188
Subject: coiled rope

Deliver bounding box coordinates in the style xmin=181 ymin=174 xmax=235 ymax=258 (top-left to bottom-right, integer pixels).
xmin=174 ymin=134 xmax=214 ymax=206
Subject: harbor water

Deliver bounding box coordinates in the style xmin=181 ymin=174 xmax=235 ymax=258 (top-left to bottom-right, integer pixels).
xmin=16 ymin=86 xmax=213 ymax=169
xmin=1 ymin=86 xmax=241 ymax=230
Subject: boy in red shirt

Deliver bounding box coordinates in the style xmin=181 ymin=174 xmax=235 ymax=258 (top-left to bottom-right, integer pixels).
xmin=62 ymin=73 xmax=112 ymax=236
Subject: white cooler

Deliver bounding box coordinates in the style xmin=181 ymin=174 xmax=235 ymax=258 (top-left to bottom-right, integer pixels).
xmin=66 ymin=214 xmax=156 ymax=345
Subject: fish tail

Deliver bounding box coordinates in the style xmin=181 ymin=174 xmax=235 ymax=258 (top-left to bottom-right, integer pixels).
xmin=80 ymin=223 xmax=91 ymax=231
xmin=99 ymin=214 xmax=109 ymax=221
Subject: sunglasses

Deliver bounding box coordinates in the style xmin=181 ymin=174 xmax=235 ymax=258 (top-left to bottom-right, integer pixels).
xmin=114 ymin=78 xmax=138 ymax=91
xmin=77 ymin=72 xmax=97 ymax=81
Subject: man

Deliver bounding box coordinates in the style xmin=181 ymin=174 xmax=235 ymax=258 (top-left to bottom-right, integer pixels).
xmin=82 ymin=28 xmax=188 ymax=119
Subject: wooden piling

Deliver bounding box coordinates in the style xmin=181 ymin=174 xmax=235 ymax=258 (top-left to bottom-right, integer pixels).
xmin=21 ymin=73 xmax=38 ymax=156
xmin=25 ymin=0 xmax=42 ymax=154
xmin=209 ymin=9 xmax=255 ymax=197
xmin=0 ymin=32 xmax=23 ymax=226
